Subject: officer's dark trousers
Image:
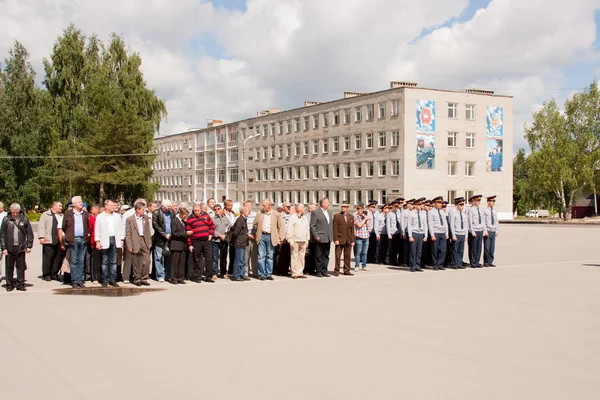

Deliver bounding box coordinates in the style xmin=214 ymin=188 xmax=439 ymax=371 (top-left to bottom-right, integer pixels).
xmin=451 ymin=234 xmax=465 ymax=268
xmin=468 ymin=231 xmax=483 ymax=267
xmin=388 ymin=233 xmax=402 ymax=266
xmin=42 ymin=243 xmax=61 ymax=279
xmin=431 ymin=233 xmax=447 ymax=269
xmin=484 ymin=231 xmax=496 ymax=265
xmin=377 ymin=235 xmax=388 ymax=264
xmin=367 ymin=231 xmax=378 ymax=263
xmin=409 ymin=233 xmax=424 ymax=271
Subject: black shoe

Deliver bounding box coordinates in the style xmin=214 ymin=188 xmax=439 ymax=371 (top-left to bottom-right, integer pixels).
xmin=169 ymin=279 xmax=179 ymax=285
xmin=322 ymin=273 xmax=330 ymax=277
xmin=177 ymin=280 xmax=186 ymax=284
xmin=433 ymin=267 xmax=439 ymax=271
xmin=43 ymin=276 xmax=51 ymax=282
xmin=101 ymin=282 xmax=108 ymax=287
xmin=205 ymin=277 xmax=215 ymax=283
xmin=315 ymin=273 xmax=323 ymax=278
xmin=484 ymin=264 xmax=490 ymax=267
xmin=109 ymin=282 xmax=119 ymax=288
xmin=231 ymin=277 xmax=243 ymax=282
xmin=6 ymin=287 xmax=14 ymax=292
xmin=439 ymin=267 xmax=446 ymax=270
xmin=416 ymin=269 xmax=424 ymax=272
xmin=266 ymin=276 xmax=274 ymax=281
xmin=16 ymin=287 xmax=26 ymax=291
xmin=141 ymin=281 xmax=151 ymax=286
xmin=194 ymin=279 xmax=202 ymax=283
xmin=489 ymin=263 xmax=496 ymax=267
xmin=259 ymin=276 xmax=266 ymax=281
xmin=243 ymin=276 xmax=251 ymax=281
xmin=133 ymin=281 xmax=142 ymax=287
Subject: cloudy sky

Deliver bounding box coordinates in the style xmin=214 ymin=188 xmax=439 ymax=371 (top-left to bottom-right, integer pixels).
xmin=1 ymin=0 xmax=599 ymax=151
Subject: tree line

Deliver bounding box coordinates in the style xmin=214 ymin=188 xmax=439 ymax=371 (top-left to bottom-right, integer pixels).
xmin=513 ymin=81 xmax=599 ymax=219
xmin=0 ymin=24 xmax=167 ymax=210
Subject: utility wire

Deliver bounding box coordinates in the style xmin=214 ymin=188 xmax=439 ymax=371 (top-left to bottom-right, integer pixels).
xmin=0 ymin=153 xmax=157 ymax=159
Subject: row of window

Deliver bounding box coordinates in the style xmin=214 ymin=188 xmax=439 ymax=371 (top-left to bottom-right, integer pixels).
xmin=195 ymin=168 xmax=241 ymax=185
xmin=195 ymin=149 xmax=239 ymax=167
xmin=448 ymin=161 xmax=476 ymax=177
xmin=153 ymin=158 xmax=193 ymax=171
xmin=157 ymin=139 xmax=193 ymax=154
xmin=196 ymin=128 xmax=239 ymax=149
xmin=155 ymin=192 xmax=193 ymax=202
xmin=255 ymin=160 xmax=400 ymax=181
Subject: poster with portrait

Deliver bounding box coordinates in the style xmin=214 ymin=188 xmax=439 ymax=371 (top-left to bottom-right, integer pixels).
xmin=486 ymin=106 xmax=504 ymax=172
xmin=417 ymin=134 xmax=435 ymax=170
xmin=416 ymin=100 xmax=436 ymax=133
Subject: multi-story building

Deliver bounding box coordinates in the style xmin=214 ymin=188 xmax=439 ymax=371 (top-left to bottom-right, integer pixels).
xmin=153 ymin=81 xmax=513 ymax=219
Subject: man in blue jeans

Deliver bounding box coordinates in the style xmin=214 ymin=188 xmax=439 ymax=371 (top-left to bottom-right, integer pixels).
xmin=152 ymin=199 xmax=175 ymax=282
xmin=94 ymin=199 xmax=122 ymax=287
xmin=353 ymin=201 xmax=371 ymax=271
xmin=61 ymin=196 xmax=90 ymax=288
xmin=229 ymin=204 xmax=250 ymax=281
xmin=251 ymin=198 xmax=282 ymax=281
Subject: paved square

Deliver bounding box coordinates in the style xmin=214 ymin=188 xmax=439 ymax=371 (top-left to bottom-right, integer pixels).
xmin=1 ymin=224 xmax=599 ymax=399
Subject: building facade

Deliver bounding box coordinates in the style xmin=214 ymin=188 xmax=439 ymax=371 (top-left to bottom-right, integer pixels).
xmin=153 ymin=82 xmax=513 ymax=219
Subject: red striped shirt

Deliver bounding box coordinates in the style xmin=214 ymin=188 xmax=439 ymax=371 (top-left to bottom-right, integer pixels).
xmin=185 ymin=213 xmax=215 ymax=244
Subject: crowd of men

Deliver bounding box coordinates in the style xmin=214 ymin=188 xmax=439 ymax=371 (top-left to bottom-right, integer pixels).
xmin=0 ymin=194 xmax=499 ymax=292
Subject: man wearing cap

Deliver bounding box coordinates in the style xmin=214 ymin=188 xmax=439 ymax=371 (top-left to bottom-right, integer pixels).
xmin=333 ymin=201 xmax=355 ymax=276
xmin=366 ymin=200 xmax=378 ymax=263
xmin=385 ymin=201 xmax=399 ymax=266
xmin=374 ymin=204 xmax=389 ymax=264
xmin=402 ymin=200 xmax=413 ymax=266
xmin=449 ymin=197 xmax=468 ymax=269
xmin=394 ymin=198 xmax=405 ymax=267
xmin=353 ymin=201 xmax=370 ymax=271
xmin=428 ymin=196 xmax=449 ymax=271
xmin=421 ymin=200 xmax=433 ymax=269
xmin=467 ymin=195 xmax=485 ymax=268
xmin=407 ymin=198 xmax=427 ymax=272
xmin=442 ymin=201 xmax=452 ymax=267
xmin=483 ymin=195 xmax=498 ymax=267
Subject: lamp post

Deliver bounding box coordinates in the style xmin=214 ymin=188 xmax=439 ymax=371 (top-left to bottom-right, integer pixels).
xmin=243 ymin=131 xmax=261 ymax=201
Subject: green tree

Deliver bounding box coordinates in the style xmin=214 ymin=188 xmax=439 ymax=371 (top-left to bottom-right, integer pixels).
xmin=0 ymin=41 xmax=55 ymax=209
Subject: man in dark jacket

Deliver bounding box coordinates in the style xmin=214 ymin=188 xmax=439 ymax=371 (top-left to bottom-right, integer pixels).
xmin=0 ymin=203 xmax=34 ymax=291
xmin=152 ymin=199 xmax=175 ymax=282
xmin=229 ymin=203 xmax=250 ymax=281
xmin=62 ymin=196 xmax=90 ymax=288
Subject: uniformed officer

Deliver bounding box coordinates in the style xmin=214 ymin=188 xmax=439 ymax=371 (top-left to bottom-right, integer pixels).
xmin=483 ymin=195 xmax=498 ymax=267
xmin=428 ymin=196 xmax=449 ymax=271
xmin=402 ymin=199 xmax=414 ymax=266
xmin=449 ymin=197 xmax=468 ymax=269
xmin=421 ymin=199 xmax=432 ymax=269
xmin=467 ymin=194 xmax=485 ymax=268
xmin=367 ymin=200 xmax=378 ymax=263
xmin=394 ymin=197 xmax=405 ymax=266
xmin=441 ymin=201 xmax=452 ymax=267
xmin=407 ymin=197 xmax=427 ymax=272
xmin=386 ymin=201 xmax=399 ymax=265
xmin=375 ymin=204 xmax=389 ymax=264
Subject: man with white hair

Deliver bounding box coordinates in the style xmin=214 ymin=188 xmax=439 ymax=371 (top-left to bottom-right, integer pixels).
xmin=62 ymin=196 xmax=90 ymax=288
xmin=152 ymin=199 xmax=175 ymax=282
xmin=120 ymin=198 xmax=146 ymax=282
xmin=0 ymin=203 xmax=34 ymax=291
xmin=0 ymin=201 xmax=7 ymax=280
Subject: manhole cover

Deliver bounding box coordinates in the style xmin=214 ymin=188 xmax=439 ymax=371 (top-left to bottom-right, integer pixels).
xmin=53 ymin=287 xmax=167 ymax=297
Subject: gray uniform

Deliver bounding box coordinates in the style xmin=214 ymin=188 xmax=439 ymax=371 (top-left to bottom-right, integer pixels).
xmin=396 ymin=209 xmax=405 ymax=236
xmin=427 ymin=208 xmax=449 ymax=237
xmin=407 ymin=209 xmax=427 ymax=271
xmin=467 ymin=206 xmax=484 ymax=267
xmin=407 ymin=210 xmax=428 ymax=238
xmin=483 ymin=207 xmax=498 ymax=266
xmin=468 ymin=206 xmax=485 ymax=234
xmin=483 ymin=207 xmax=498 ymax=233
xmin=386 ymin=211 xmax=398 ymax=237
xmin=449 ymin=209 xmax=468 ymax=237
xmin=374 ymin=212 xmax=386 ymax=236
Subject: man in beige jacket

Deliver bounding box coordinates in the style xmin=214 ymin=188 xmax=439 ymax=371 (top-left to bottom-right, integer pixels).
xmin=251 ymin=198 xmax=283 ymax=280
xmin=125 ymin=202 xmax=152 ymax=286
xmin=286 ymin=203 xmax=310 ymax=279
xmin=38 ymin=201 xmax=63 ymax=281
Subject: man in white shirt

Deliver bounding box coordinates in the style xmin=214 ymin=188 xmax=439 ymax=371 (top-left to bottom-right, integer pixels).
xmin=287 ymin=203 xmax=309 ymax=279
xmin=120 ymin=198 xmax=146 ymax=282
xmin=95 ymin=199 xmax=122 ymax=287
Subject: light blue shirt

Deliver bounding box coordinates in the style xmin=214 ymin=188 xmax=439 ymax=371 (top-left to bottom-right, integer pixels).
xmin=163 ymin=211 xmax=172 ymax=235
xmin=73 ymin=210 xmax=84 ymax=237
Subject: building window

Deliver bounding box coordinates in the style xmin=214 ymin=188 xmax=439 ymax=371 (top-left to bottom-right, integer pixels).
xmin=313 ymin=165 xmax=320 ymax=179
xmin=303 ymin=141 xmax=309 ymax=155
xmin=295 ymin=118 xmax=300 ymax=132
xmin=270 ymin=146 xmax=275 ymax=159
xmin=262 ymin=148 xmax=268 ymax=159
xmin=259 ymin=125 xmax=265 ymax=137
xmin=196 ymin=153 xmax=205 ymax=166
xmin=278 ymin=122 xmax=284 ymax=135
xmin=313 ymin=115 xmax=319 ymax=129
xmin=447 ymin=190 xmax=458 ymax=204
xmin=379 ymin=161 xmax=387 ymax=176
xmin=287 ymin=120 xmax=292 ymax=134
xmin=304 ymin=116 xmax=309 ymax=131
xmin=465 ymin=161 xmax=475 ymax=176
xmin=391 ymin=130 xmax=399 ymax=147
xmin=448 ymin=103 xmax=458 ymax=119
xmin=286 ymin=144 xmax=291 ymax=157
xmin=269 ymin=123 xmax=275 ymax=136
xmin=256 ymin=169 xmax=262 ymax=181
xmin=379 ymin=102 xmax=386 ymax=118
xmin=334 ymin=111 xmax=340 ymax=125
xmin=294 ymin=166 xmax=300 ymax=180
xmin=366 ymin=133 xmax=374 ymax=149
xmin=271 ymin=168 xmax=276 ymax=181
xmin=295 ymin=142 xmax=301 ymax=156
xmin=392 ymin=160 xmax=400 ymax=176
xmin=333 ymin=164 xmax=340 ymax=178
xmin=206 ymin=170 xmax=215 ymax=184
xmin=367 ymin=161 xmax=374 ymax=177
xmin=378 ymin=132 xmax=387 ymax=148
xmin=465 ymin=104 xmax=475 ymax=121
xmin=344 ymin=136 xmax=351 ymax=151
xmin=323 ymin=165 xmax=330 ymax=179
xmin=322 ymin=139 xmax=329 ymax=154
xmin=344 ymin=163 xmax=351 ymax=178
xmin=229 ymin=168 xmax=239 ymax=183
xmin=228 ymin=129 xmax=238 ymax=142
xmin=196 ymin=171 xmax=204 ymax=184
xmin=304 ymin=166 xmax=310 ymax=180
xmin=344 ymin=108 xmax=351 ymax=124
xmin=465 ymin=190 xmax=475 ymax=202
xmin=312 ymin=140 xmax=319 ymax=154
xmin=206 ymin=152 xmax=215 ymax=164
xmin=367 ymin=104 xmax=374 ymax=120
xmin=322 ymin=113 xmax=329 ymax=128
xmin=355 ymin=134 xmax=362 ymax=150
xmin=218 ymin=130 xmax=226 ymax=143
xmin=448 ymin=132 xmax=457 ymax=148
xmin=280 ymin=167 xmax=285 ymax=181
xmin=448 ymin=161 xmax=457 ymax=176
xmin=466 ymin=132 xmax=475 ymax=149
xmin=332 ymin=190 xmax=339 ymax=205
xmin=333 ymin=137 xmax=339 ymax=152
xmin=229 ymin=149 xmax=238 ymax=162
xmin=207 ymin=131 xmax=215 ymax=146
xmin=355 ymin=162 xmax=362 ymax=177
xmin=355 ymin=107 xmax=362 ymax=122
xmin=367 ymin=190 xmax=375 ymax=202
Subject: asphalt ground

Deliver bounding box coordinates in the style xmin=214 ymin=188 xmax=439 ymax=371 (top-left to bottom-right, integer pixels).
xmin=1 ymin=224 xmax=599 ymax=400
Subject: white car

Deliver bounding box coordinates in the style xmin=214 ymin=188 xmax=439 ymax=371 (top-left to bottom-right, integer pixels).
xmin=525 ymin=210 xmax=550 ymax=218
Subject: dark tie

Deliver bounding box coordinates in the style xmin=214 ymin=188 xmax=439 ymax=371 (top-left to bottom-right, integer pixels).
xmin=417 ymin=212 xmax=421 ymax=228
xmin=460 ymin=212 xmax=464 ymax=229
xmin=478 ymin=208 xmax=481 ymax=224
xmin=51 ymin=212 xmax=59 ymax=245
xmin=438 ymin=210 xmax=443 ymax=226
xmin=491 ymin=208 xmax=495 ymax=225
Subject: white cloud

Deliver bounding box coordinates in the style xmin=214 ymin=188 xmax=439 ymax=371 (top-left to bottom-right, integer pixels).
xmin=0 ymin=0 xmax=599 ymax=153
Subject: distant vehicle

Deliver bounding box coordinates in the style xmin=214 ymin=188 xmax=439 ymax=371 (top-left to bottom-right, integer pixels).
xmin=525 ymin=210 xmax=550 ymax=218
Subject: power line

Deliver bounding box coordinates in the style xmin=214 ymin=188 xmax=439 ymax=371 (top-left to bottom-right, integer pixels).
xmin=0 ymin=153 xmax=156 ymax=159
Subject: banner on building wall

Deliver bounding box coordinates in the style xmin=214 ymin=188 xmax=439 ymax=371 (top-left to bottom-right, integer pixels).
xmin=416 ymin=100 xmax=435 ymax=169
xmin=486 ymin=106 xmax=504 ymax=172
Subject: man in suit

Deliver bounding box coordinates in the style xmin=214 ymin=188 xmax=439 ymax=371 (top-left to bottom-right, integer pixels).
xmin=152 ymin=199 xmax=175 ymax=282
xmin=252 ymin=198 xmax=283 ymax=280
xmin=38 ymin=200 xmax=63 ymax=281
xmin=62 ymin=196 xmax=90 ymax=288
xmin=309 ymin=197 xmax=333 ymax=278
xmin=333 ymin=201 xmax=355 ymax=276
xmin=126 ymin=202 xmax=152 ymax=286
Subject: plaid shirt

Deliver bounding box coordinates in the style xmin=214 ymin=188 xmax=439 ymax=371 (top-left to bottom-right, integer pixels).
xmin=354 ymin=212 xmax=370 ymax=239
